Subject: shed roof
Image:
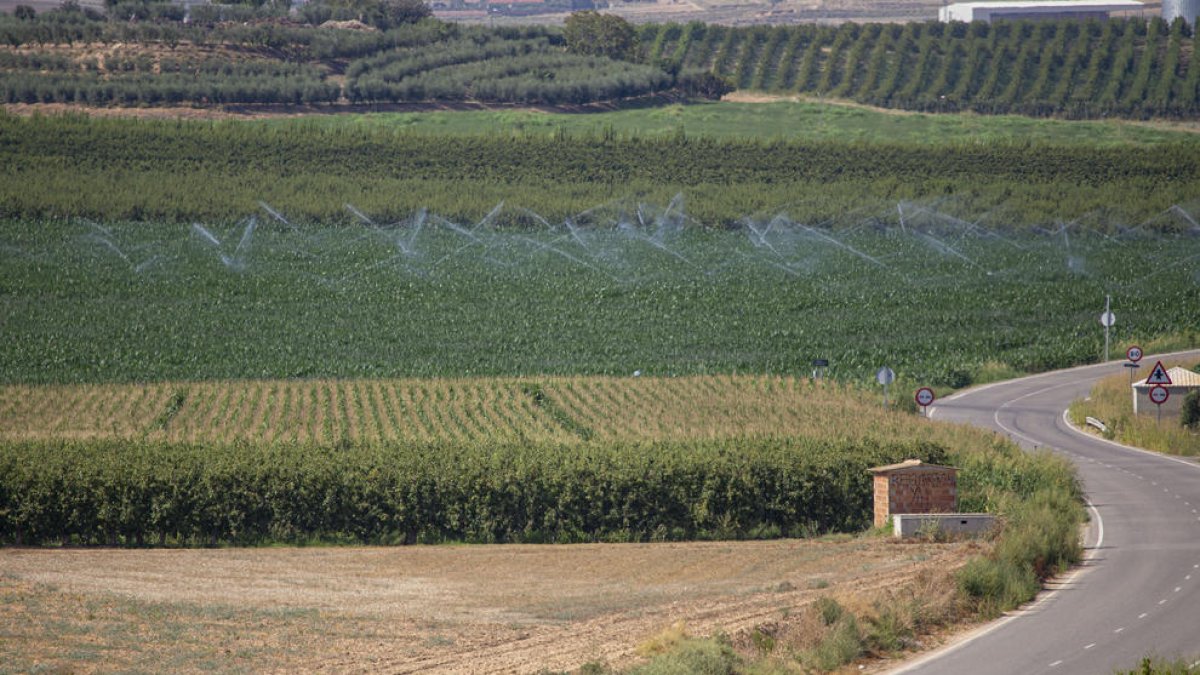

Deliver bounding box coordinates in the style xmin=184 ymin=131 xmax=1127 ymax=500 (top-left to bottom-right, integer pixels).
xmin=868 ymin=459 xmax=958 ymax=474
xmin=1134 ymin=366 xmax=1200 ymax=388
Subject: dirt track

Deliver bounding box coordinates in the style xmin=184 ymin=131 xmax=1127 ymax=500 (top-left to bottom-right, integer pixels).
xmin=0 ymin=538 xmax=973 ymax=673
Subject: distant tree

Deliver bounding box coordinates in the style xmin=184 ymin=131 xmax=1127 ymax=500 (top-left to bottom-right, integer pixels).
xmin=14 ymin=4 xmax=36 ymax=19
xmin=563 ymin=10 xmax=636 ymax=61
xmin=1182 ymin=390 xmax=1200 ymax=430
xmin=675 ymin=69 xmax=733 ymax=100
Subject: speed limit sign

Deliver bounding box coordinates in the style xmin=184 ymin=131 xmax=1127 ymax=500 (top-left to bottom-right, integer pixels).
xmin=1126 ymin=345 xmax=1144 ymax=363
xmin=915 ymin=387 xmax=935 ymax=408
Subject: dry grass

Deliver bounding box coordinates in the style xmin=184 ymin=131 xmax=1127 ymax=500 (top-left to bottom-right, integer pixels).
xmin=1070 ymin=360 xmax=1200 ymax=457
xmin=0 ymin=538 xmax=974 ymax=674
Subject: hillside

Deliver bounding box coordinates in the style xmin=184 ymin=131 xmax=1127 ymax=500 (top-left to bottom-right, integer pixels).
xmin=2 ymin=9 xmax=1199 ymax=119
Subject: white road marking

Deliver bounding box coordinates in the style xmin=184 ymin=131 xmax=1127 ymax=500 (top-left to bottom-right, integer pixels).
xmin=1158 ymin=599 xmax=1167 ymax=605
xmin=1084 ymin=643 xmax=1096 ymax=650
xmin=1114 ymin=627 xmax=1125 ymax=633
xmin=1089 ymin=500 xmax=1105 ymax=551
xmin=1187 ymin=575 xmax=1192 ymax=580
xmin=1139 ymin=613 xmax=1149 ymax=619
xmin=1049 ymin=660 xmax=1063 ymax=667
xmin=1174 ymin=587 xmax=1181 ymax=592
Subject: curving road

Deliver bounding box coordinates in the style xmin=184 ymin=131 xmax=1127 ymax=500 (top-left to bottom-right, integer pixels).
xmin=891 ymin=350 xmax=1200 ymax=675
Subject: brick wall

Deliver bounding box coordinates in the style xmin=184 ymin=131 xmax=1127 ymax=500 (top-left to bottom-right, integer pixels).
xmin=873 ymin=469 xmax=957 ymax=528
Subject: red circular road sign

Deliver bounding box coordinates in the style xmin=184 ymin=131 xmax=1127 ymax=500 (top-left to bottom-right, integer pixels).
xmin=915 ymin=387 xmax=936 ymax=407
xmin=1149 ymin=385 xmax=1170 ymax=405
xmin=1126 ymin=345 xmax=1144 ymax=363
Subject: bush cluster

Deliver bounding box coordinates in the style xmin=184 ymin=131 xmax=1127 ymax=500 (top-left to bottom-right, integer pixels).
xmin=0 ymin=437 xmax=948 ymax=546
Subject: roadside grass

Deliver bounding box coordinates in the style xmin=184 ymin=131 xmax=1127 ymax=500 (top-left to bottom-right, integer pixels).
xmin=252 ymin=100 xmax=1200 ymax=147
xmin=1116 ymin=656 xmax=1200 ymax=674
xmin=622 ymin=442 xmax=1083 ymax=673
xmin=1069 ymin=359 xmax=1200 ymax=457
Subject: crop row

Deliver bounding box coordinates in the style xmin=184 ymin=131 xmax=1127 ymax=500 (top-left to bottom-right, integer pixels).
xmin=3 ymin=112 xmax=1199 ymax=228
xmin=0 ymin=376 xmax=910 ymax=446
xmin=640 ymin=18 xmax=1200 ymax=118
xmin=0 ymin=374 xmax=1081 ymax=547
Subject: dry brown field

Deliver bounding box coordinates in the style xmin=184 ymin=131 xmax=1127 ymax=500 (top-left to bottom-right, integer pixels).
xmin=0 ymin=538 xmax=976 ymax=673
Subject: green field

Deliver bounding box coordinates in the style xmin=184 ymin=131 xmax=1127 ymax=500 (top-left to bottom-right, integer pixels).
xmin=4 ymin=111 xmax=1200 ymax=228
xmin=255 ymin=100 xmax=1200 ymax=146
xmin=3 ymin=212 xmax=1199 ymax=385
xmin=0 ymin=374 xmax=1075 ymax=546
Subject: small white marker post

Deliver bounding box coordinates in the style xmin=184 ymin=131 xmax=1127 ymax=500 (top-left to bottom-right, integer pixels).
xmin=1099 ymin=296 xmax=1115 ymax=362
xmin=877 ymin=366 xmax=896 ymax=408
xmin=915 ymin=387 xmax=935 ymax=417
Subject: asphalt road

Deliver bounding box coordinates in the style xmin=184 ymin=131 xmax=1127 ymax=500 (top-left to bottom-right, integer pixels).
xmin=892 ymin=350 xmax=1200 ymax=675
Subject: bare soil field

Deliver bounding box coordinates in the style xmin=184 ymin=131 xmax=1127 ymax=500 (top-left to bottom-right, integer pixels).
xmin=0 ymin=538 xmax=975 ymax=673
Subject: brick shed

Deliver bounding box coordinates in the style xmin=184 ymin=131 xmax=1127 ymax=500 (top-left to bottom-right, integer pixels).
xmin=868 ymin=460 xmax=958 ymax=528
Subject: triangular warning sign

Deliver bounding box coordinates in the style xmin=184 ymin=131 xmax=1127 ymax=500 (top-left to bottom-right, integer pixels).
xmin=1146 ymin=361 xmax=1173 ymax=385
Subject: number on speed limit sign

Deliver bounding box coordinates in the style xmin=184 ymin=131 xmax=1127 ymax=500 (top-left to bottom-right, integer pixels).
xmin=915 ymin=387 xmax=935 ymax=408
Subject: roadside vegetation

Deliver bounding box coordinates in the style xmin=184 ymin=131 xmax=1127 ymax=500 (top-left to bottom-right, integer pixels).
xmin=1069 ymin=360 xmax=1200 ymax=457
xmin=1116 ymin=656 xmax=1200 ymax=674
xmin=615 ymin=438 xmax=1083 ymax=672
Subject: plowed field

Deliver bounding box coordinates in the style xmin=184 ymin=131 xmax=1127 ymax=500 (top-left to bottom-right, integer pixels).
xmin=0 ymin=538 xmax=974 ymax=673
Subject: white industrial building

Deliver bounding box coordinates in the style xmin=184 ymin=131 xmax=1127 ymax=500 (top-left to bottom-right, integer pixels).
xmin=939 ymin=0 xmax=1145 ymax=22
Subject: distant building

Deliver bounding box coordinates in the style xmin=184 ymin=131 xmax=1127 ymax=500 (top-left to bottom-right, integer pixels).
xmin=1132 ymin=366 xmax=1200 ymax=417
xmin=484 ymin=0 xmax=592 ymax=15
xmin=939 ymin=0 xmax=1144 ymax=22
xmin=1162 ymin=0 xmax=1200 ymax=23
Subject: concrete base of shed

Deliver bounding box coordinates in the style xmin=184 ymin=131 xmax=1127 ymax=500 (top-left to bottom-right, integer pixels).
xmin=892 ymin=513 xmax=996 ymax=538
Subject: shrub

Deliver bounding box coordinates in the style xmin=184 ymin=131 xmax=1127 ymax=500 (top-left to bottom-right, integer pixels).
xmin=1181 ymin=390 xmax=1200 ymax=429
xmin=675 ymin=69 xmax=734 ymax=100
xmin=804 ymin=615 xmax=864 ymax=671
xmin=629 ymin=638 xmax=742 ymax=675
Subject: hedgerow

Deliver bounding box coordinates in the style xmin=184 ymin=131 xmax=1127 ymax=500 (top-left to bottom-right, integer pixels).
xmin=0 ymin=436 xmax=948 ymax=546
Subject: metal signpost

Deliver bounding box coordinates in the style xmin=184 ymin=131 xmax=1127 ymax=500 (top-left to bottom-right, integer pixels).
xmin=1125 ymin=345 xmax=1143 ymax=383
xmin=1149 ymin=385 xmax=1170 ymax=423
xmin=1145 ymin=361 xmax=1173 ymax=423
xmin=812 ymin=358 xmax=829 ymax=380
xmin=876 ymin=366 xmax=896 ymax=408
xmin=1099 ymin=295 xmax=1115 ymax=362
xmin=914 ymin=387 xmax=935 ymax=416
